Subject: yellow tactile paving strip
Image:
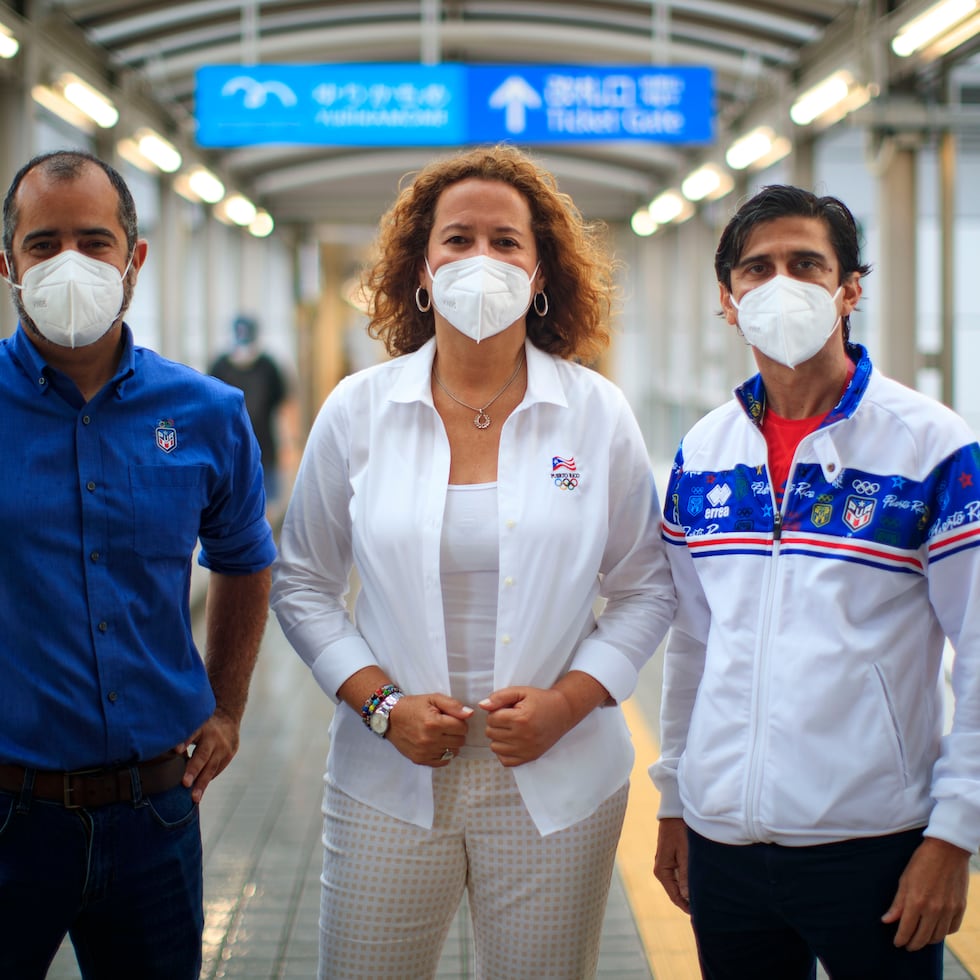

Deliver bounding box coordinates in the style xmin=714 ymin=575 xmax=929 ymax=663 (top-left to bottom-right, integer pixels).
xmin=617 ymin=696 xmax=980 ymax=980
xmin=947 ymin=875 xmax=980 ymax=973
xmin=618 ymin=697 xmax=702 ymax=979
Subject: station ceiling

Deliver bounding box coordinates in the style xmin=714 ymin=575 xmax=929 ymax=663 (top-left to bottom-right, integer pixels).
xmin=18 ymin=1 xmax=980 ymax=228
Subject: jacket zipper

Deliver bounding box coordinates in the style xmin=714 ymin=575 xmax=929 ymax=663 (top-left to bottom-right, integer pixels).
xmin=743 ymin=454 xmax=785 ymax=839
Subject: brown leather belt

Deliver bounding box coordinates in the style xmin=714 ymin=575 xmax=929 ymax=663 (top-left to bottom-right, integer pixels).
xmin=0 ymin=753 xmax=188 ymax=808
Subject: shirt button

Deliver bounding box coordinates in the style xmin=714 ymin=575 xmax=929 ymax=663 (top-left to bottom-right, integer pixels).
xmin=38 ymin=377 xmax=46 ymax=386
xmin=86 ymin=481 xmax=96 ymax=491
xmin=503 ymin=576 xmax=514 ymax=587
xmin=505 ymin=519 xmax=516 ymax=529
xmin=828 ymin=463 xmax=837 ymax=473
xmin=82 ymin=415 xmax=91 ymax=425
xmin=501 ymin=634 xmax=511 ymax=645
xmin=98 ymin=621 xmax=108 ymax=632
xmin=90 ymin=551 xmax=100 ymax=562
xmin=107 ymin=691 xmax=118 ymax=703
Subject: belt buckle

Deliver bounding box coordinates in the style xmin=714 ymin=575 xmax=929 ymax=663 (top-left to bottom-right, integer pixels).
xmin=62 ymin=766 xmax=104 ymax=809
xmin=63 ymin=772 xmax=82 ymax=809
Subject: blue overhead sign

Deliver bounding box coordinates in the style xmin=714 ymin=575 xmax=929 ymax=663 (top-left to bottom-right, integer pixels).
xmin=195 ymin=64 xmax=467 ymax=147
xmin=195 ymin=64 xmax=713 ymax=148
xmin=468 ymin=65 xmax=712 ymax=143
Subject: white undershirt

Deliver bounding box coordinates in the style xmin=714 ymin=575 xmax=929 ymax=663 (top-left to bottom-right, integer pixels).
xmin=440 ymin=483 xmax=498 ymax=748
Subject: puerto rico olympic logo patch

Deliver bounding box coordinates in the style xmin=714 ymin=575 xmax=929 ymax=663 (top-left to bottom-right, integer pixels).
xmin=844 ymin=495 xmax=875 ymax=531
xmin=552 ymin=455 xmax=579 ymax=490
xmin=156 ymin=419 xmax=177 ymax=454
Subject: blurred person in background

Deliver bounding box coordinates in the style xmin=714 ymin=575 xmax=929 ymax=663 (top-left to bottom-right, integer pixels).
xmin=210 ymin=313 xmax=295 ymax=506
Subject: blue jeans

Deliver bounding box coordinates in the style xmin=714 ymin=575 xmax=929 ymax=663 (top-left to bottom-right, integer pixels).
xmin=687 ymin=827 xmax=944 ymax=980
xmin=0 ymin=778 xmax=203 ymax=980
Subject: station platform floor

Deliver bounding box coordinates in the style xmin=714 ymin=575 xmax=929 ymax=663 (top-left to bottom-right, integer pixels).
xmin=48 ymin=597 xmax=980 ymax=979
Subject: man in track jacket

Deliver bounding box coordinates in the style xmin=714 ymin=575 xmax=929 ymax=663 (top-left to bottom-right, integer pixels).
xmin=651 ymin=185 xmax=980 ymax=980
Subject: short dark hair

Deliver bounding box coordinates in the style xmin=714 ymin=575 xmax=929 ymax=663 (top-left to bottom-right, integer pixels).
xmin=3 ymin=150 xmax=139 ymax=258
xmin=714 ymin=185 xmax=872 ymax=342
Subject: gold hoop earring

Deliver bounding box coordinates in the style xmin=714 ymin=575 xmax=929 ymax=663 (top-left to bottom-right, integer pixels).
xmin=533 ymin=291 xmax=549 ymax=316
xmin=415 ymin=286 xmax=431 ymax=313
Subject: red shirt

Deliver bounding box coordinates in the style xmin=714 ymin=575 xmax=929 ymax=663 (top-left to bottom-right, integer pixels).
xmin=761 ymin=362 xmax=855 ymax=506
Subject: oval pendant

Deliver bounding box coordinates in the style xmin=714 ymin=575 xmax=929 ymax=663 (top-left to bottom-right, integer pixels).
xmin=474 ymin=411 xmax=491 ymax=429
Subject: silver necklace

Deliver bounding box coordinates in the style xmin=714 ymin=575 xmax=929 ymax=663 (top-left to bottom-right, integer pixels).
xmin=432 ymin=351 xmax=526 ymax=430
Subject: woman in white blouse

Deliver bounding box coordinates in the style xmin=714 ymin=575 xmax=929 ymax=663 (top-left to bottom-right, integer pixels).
xmin=271 ymin=143 xmax=676 ymax=979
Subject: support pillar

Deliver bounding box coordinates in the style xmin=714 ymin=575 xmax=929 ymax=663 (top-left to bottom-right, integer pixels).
xmin=876 ymin=138 xmax=918 ymax=387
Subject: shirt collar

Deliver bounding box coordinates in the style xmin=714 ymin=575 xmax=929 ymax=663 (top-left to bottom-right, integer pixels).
xmin=387 ymin=335 xmax=569 ymax=410
xmin=735 ymin=342 xmax=872 ymax=428
xmin=9 ymin=321 xmax=137 ymax=397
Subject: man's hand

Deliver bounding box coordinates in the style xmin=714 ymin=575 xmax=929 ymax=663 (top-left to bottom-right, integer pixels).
xmin=654 ymin=817 xmax=691 ymax=913
xmin=179 ymin=707 xmax=241 ymax=803
xmin=881 ymin=837 xmax=970 ymax=950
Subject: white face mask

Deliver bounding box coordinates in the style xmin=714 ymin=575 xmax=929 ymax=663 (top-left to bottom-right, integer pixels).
xmin=427 ymin=255 xmax=536 ymax=343
xmin=10 ymin=249 xmax=131 ymax=349
xmin=732 ymin=275 xmax=842 ymax=369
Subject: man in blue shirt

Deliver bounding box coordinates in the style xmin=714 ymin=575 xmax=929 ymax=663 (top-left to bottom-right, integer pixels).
xmin=0 ymin=150 xmax=276 ymax=977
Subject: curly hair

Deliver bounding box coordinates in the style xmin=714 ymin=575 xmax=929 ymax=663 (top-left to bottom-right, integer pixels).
xmin=363 ymin=144 xmax=617 ymax=361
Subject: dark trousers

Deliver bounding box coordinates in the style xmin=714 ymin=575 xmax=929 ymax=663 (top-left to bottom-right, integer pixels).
xmin=687 ymin=826 xmax=944 ymax=980
xmin=0 ymin=782 xmax=203 ymax=980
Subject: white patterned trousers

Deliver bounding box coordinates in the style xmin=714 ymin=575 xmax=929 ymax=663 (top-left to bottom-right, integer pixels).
xmin=318 ymin=753 xmax=629 ymax=979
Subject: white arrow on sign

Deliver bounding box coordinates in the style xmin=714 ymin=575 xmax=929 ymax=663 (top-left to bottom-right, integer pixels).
xmin=488 ymin=76 xmax=542 ymax=134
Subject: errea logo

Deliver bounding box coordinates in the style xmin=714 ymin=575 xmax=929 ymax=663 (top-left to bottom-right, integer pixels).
xmin=705 ymin=482 xmax=731 ymax=519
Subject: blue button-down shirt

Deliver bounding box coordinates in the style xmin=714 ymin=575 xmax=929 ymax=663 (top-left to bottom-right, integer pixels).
xmin=0 ymin=324 xmax=277 ymax=770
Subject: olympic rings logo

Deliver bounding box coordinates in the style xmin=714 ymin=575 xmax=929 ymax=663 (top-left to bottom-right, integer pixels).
xmin=554 ymin=475 xmax=579 ymax=490
xmin=852 ymin=479 xmax=880 ymax=495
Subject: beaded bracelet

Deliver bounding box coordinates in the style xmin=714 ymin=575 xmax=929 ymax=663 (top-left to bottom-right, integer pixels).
xmin=361 ymin=684 xmax=402 ymax=727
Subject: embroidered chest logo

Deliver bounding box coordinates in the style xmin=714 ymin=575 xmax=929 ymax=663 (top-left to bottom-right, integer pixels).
xmin=551 ymin=455 xmax=579 ymax=490
xmin=843 ymin=479 xmax=880 ymax=532
xmin=155 ymin=418 xmax=177 ymax=454
xmin=704 ymin=482 xmax=731 ymax=519
xmin=811 ymin=496 xmax=833 ymax=527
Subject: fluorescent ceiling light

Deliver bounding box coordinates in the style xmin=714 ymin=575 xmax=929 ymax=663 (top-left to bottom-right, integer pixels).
xmin=630 ymin=208 xmax=657 ymax=237
xmin=136 ymin=129 xmax=181 ymax=173
xmin=0 ymin=23 xmax=19 ymax=59
xmin=725 ymin=127 xmax=791 ymax=171
xmin=892 ymin=0 xmax=978 ymax=56
xmin=249 ymin=210 xmax=275 ymax=238
xmin=32 ymin=84 xmax=96 ymax=134
xmin=681 ymin=164 xmax=734 ymax=203
xmin=220 ymin=194 xmax=257 ymax=227
xmin=60 ymin=73 xmax=118 ymax=129
xmin=791 ymin=70 xmax=853 ymax=126
xmin=117 ymin=130 xmax=182 ymax=175
xmin=175 ymin=166 xmax=225 ymax=204
xmin=920 ymin=9 xmax=980 ymax=56
xmin=648 ymin=190 xmax=693 ymax=225
xmin=189 ymin=167 xmax=225 ymax=203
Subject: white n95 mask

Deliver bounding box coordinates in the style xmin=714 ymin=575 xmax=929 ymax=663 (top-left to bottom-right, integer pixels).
xmin=13 ymin=249 xmax=130 ymax=348
xmin=427 ymin=255 xmax=536 ymax=343
xmin=732 ymin=274 xmax=842 ymax=369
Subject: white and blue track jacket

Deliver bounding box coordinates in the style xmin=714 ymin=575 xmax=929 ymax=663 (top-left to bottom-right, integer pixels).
xmin=651 ymin=345 xmax=980 ymax=853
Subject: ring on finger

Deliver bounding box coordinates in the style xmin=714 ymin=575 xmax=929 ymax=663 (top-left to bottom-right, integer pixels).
xmin=440 ymin=748 xmax=454 ymax=762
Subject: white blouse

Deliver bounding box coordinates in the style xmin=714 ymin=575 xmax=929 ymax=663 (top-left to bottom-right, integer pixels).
xmin=271 ymin=337 xmax=676 ymax=835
